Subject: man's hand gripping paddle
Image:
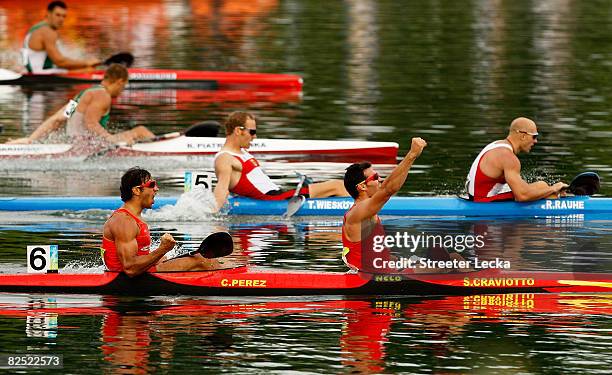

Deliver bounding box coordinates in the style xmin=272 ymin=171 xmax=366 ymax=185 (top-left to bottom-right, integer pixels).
xmin=165 ymin=232 xmax=233 ymax=262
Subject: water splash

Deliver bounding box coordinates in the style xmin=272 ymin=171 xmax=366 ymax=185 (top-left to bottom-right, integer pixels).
xmin=61 ymin=261 xmax=105 ymax=274
xmin=144 ymin=184 xmax=217 ymax=222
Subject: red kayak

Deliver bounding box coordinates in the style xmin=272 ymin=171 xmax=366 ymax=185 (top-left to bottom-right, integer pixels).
xmin=0 ymin=267 xmax=609 ymax=296
xmin=1 ymin=68 xmax=303 ymax=90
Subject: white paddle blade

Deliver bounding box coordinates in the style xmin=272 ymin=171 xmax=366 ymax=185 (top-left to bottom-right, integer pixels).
xmin=283 ymin=195 xmax=306 ymax=218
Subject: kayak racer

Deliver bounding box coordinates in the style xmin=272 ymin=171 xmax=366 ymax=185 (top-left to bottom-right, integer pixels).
xmin=342 ymin=138 xmax=426 ymax=272
xmin=102 ymin=167 xmax=223 ymax=277
xmin=7 ymin=64 xmax=154 ymax=146
xmin=22 ymin=1 xmax=100 ymax=73
xmin=213 ymin=111 xmax=350 ymax=212
xmin=342 ymin=138 xmax=470 ymax=273
xmin=466 ymin=117 xmax=568 ymax=202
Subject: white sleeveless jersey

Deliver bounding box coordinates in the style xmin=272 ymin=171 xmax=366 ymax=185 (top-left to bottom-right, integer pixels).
xmin=214 ymin=150 xmax=280 ymax=196
xmin=466 ymin=141 xmax=513 ymax=197
xmin=22 ymin=22 xmax=67 ymax=74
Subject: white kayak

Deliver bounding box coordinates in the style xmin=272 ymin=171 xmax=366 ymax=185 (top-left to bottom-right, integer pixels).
xmin=0 ymin=136 xmax=398 ymax=161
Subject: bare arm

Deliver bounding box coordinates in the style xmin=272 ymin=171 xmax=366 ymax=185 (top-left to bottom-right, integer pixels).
xmin=43 ymin=30 xmax=100 ymax=69
xmin=28 ymin=106 xmax=68 ymax=141
xmin=348 ymin=137 xmax=427 ymax=223
xmin=6 ymin=106 xmax=67 ymax=144
xmin=213 ymin=153 xmax=233 ymax=211
xmin=111 ymin=215 xmax=176 ymax=277
xmin=502 ymin=156 xmax=566 ymax=201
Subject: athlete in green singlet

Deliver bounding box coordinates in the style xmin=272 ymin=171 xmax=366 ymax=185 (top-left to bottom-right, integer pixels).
xmin=7 ymin=64 xmax=154 ymax=145
xmin=22 ymin=1 xmax=100 ymax=73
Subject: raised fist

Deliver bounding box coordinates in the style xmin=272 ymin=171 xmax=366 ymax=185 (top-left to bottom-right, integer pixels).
xmin=407 ymin=137 xmax=427 ymax=158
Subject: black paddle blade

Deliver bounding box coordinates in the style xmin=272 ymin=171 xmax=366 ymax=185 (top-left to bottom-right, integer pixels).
xmin=104 ymin=52 xmax=134 ymax=67
xmin=197 ymin=232 xmax=233 ymax=258
xmin=184 ymin=121 xmax=221 ymax=137
xmin=569 ymin=172 xmax=600 ymax=196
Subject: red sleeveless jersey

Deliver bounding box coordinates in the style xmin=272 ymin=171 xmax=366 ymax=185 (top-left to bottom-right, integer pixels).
xmin=102 ymin=208 xmax=154 ymax=272
xmin=342 ymin=207 xmax=391 ymax=272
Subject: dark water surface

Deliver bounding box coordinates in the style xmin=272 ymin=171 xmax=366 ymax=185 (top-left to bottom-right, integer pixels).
xmin=1 ymin=293 xmax=612 ymax=374
xmin=1 ymin=0 xmax=611 ymax=373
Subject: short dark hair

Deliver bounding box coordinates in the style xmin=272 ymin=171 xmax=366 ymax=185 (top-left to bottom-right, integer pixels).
xmin=344 ymin=162 xmax=372 ymax=199
xmin=104 ymin=64 xmax=128 ymax=82
xmin=48 ymin=1 xmax=67 ymax=12
xmin=224 ymin=111 xmax=255 ymax=135
xmin=120 ymin=167 xmax=151 ymax=202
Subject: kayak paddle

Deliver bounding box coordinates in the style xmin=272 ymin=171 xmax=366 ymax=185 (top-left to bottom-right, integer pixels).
xmin=282 ymin=172 xmax=308 ymax=218
xmin=103 ymin=52 xmax=134 ymax=67
xmin=166 ymin=232 xmax=233 ymax=261
xmin=150 ymin=120 xmax=220 ymax=141
xmin=84 ymin=120 xmax=221 ymax=160
xmin=458 ymin=172 xmax=601 ymax=200
xmin=566 ymin=172 xmax=600 ymax=196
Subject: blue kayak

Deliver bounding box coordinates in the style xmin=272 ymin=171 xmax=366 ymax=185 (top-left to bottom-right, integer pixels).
xmin=0 ymin=196 xmax=610 ymax=217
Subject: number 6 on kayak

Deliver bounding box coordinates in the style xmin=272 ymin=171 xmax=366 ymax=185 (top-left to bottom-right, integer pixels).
xmin=27 ymin=245 xmax=58 ymax=273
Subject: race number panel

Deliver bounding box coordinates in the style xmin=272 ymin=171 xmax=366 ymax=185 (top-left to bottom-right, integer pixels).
xmin=27 ymin=245 xmax=58 ymax=273
xmin=184 ymin=171 xmax=214 ymax=192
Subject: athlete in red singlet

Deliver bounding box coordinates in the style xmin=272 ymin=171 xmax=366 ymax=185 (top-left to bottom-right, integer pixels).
xmin=466 ymin=117 xmax=567 ymax=202
xmin=341 ymin=206 xmax=390 ymax=272
xmin=102 ymin=167 xmax=222 ymax=277
xmin=342 ymin=137 xmax=427 ymax=272
xmin=103 ymin=207 xmax=153 ymax=272
xmin=213 ymin=111 xmax=350 ymax=211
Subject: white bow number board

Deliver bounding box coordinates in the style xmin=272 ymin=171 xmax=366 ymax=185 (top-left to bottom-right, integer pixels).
xmin=184 ymin=171 xmax=213 ymax=192
xmin=27 ymin=245 xmax=59 ymax=273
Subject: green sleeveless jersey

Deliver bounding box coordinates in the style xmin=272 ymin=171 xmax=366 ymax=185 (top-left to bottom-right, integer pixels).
xmin=23 ymin=22 xmax=56 ymax=73
xmin=64 ymin=85 xmax=111 ymax=127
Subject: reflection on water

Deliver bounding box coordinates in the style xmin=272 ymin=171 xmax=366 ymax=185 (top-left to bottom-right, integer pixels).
xmin=0 ymin=293 xmax=611 ymax=373
xmin=385 ymin=216 xmax=612 ymax=273
xmin=1 ymin=214 xmax=610 ymax=274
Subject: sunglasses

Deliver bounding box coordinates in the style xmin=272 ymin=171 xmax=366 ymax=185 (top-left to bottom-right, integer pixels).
xmin=357 ymin=173 xmax=379 ymax=187
xmin=239 ymin=127 xmax=257 ymax=136
xmin=516 ymin=130 xmax=538 ymax=140
xmin=136 ymin=180 xmax=157 ymax=189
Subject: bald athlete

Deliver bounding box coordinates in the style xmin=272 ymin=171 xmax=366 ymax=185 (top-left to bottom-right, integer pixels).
xmin=466 ymin=117 xmax=568 ymax=202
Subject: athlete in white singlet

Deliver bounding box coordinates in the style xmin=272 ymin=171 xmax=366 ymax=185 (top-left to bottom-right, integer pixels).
xmin=22 ymin=1 xmax=100 ymax=74
xmin=465 ymin=117 xmax=568 ymax=202
xmin=213 ymin=111 xmax=349 ymax=211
